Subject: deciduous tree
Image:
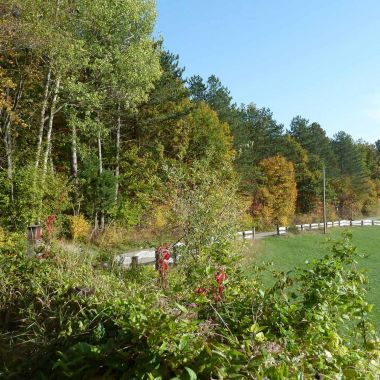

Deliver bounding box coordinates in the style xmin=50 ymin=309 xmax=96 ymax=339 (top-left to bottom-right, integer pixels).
xmin=252 ymin=155 xmax=297 ymax=226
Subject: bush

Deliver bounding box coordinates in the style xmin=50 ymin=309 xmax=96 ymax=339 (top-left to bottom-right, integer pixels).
xmin=0 ymin=166 xmax=70 ymax=231
xmin=0 ymin=234 xmax=379 ymax=379
xmin=238 ymin=212 xmax=255 ymax=231
xmin=117 ymin=197 xmax=145 ymax=229
xmin=293 ymin=203 xmax=338 ymax=225
xmin=150 ymin=204 xmax=170 ymax=230
xmin=286 ymin=224 xmax=300 ymax=234
xmin=166 ymin=160 xmax=240 ymax=257
xmin=68 ymin=215 xmax=91 ymax=241
xmin=0 ymin=227 xmax=25 ymax=254
xmin=96 ymin=223 xmax=127 ymax=249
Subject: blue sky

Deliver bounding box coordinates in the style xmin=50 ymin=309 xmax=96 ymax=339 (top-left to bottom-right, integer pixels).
xmin=155 ymin=0 xmax=380 ymax=143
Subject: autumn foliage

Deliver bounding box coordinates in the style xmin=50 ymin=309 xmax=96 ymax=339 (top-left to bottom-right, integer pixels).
xmin=252 ymin=155 xmax=297 ymax=226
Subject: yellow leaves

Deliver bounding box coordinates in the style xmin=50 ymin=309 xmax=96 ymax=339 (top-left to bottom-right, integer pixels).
xmin=253 ymin=155 xmax=297 ymax=226
xmin=0 ymin=67 xmax=15 ymax=101
xmin=68 ymin=215 xmax=91 ymax=241
xmin=184 ymin=102 xmax=234 ymax=166
xmin=0 ymin=70 xmax=24 ymax=126
xmin=151 ymin=204 xmax=170 ymax=229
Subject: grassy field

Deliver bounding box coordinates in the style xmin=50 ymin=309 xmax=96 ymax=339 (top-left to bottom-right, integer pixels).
xmin=243 ymin=227 xmax=380 ymax=330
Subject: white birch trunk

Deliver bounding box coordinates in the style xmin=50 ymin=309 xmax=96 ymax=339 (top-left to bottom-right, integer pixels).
xmin=98 ymin=133 xmax=103 ymax=175
xmin=115 ymin=102 xmax=121 ymax=204
xmin=72 ymin=123 xmax=78 ymax=180
xmin=35 ymin=66 xmax=51 ymax=169
xmin=71 ymin=122 xmax=79 ymax=214
xmin=42 ymin=76 xmax=60 ymax=176
xmin=4 ymin=119 xmax=14 ymax=202
xmin=98 ymin=133 xmax=105 ymax=230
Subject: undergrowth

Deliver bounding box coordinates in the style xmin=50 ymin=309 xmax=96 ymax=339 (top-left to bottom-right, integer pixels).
xmin=0 ymin=233 xmax=379 ymax=379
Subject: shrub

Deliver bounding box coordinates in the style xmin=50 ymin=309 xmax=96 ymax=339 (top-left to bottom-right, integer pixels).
xmin=166 ymin=160 xmax=240 ymax=257
xmin=0 ymin=165 xmax=70 ymax=231
xmin=68 ymin=215 xmax=91 ymax=241
xmin=117 ymin=197 xmax=145 ymax=229
xmin=0 ymin=234 xmax=379 ymax=379
xmin=294 ymin=204 xmax=338 ymax=225
xmin=286 ymin=224 xmax=300 ymax=234
xmin=238 ymin=211 xmax=255 ymax=230
xmin=0 ymin=227 xmax=25 ymax=254
xmin=151 ymin=204 xmax=170 ymax=230
xmin=97 ymin=223 xmax=127 ymax=249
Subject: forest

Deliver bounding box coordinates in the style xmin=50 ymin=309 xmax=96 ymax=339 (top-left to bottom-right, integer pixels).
xmin=1 ymin=0 xmax=379 ymax=237
xmin=1 ymin=1 xmax=380 ymax=379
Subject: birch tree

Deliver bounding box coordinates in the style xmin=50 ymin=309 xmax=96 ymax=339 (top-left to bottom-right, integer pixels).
xmin=69 ymin=0 xmax=160 ymax=228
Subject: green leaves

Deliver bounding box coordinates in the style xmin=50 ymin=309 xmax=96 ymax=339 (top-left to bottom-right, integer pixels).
xmin=1 ymin=232 xmax=379 ymax=378
xmin=184 ymin=367 xmax=197 ymax=380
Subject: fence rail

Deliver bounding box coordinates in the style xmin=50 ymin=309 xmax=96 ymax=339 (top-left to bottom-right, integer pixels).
xmin=116 ymin=219 xmax=380 ymax=268
xmin=238 ymin=219 xmax=380 ymax=240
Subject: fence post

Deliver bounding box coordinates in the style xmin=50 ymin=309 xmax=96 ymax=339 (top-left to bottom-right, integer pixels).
xmin=252 ymin=227 xmax=256 ymax=240
xmin=338 ymin=220 xmax=341 ymax=227
xmin=242 ymin=230 xmax=246 ymax=240
xmin=350 ymin=220 xmax=353 ymax=227
xmin=155 ymin=248 xmax=159 ymax=270
xmin=372 ymin=220 xmax=375 ymax=226
xmin=276 ymin=225 xmax=280 ymax=236
xmin=309 ymin=223 xmax=312 ymax=230
xmin=361 ymin=220 xmax=364 ymax=227
xmin=132 ymin=255 xmax=138 ymax=268
xmin=301 ymin=224 xmax=304 ymax=231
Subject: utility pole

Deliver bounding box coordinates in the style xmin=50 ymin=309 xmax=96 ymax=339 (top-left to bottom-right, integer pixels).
xmin=323 ymin=164 xmax=327 ymax=234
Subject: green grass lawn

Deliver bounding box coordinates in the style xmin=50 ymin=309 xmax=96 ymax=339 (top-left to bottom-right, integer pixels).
xmin=243 ymin=227 xmax=380 ymax=330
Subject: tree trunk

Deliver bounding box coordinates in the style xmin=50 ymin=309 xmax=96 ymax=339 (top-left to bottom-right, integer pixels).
xmin=115 ymin=102 xmax=121 ymax=204
xmin=43 ymin=76 xmax=60 ymax=176
xmin=98 ymin=133 xmax=103 ymax=175
xmin=98 ymin=133 xmax=105 ymax=230
xmin=36 ymin=76 xmax=60 ymax=222
xmin=100 ymin=210 xmax=105 ymax=230
xmin=72 ymin=123 xmax=78 ymax=179
xmin=35 ymin=66 xmax=51 ymax=169
xmin=94 ymin=211 xmax=98 ymax=229
xmin=71 ymin=122 xmax=79 ymax=215
xmin=4 ymin=119 xmax=14 ymax=202
xmin=49 ymin=144 xmax=54 ymax=174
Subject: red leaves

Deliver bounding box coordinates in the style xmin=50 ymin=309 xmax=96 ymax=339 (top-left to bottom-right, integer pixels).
xmin=162 ymin=249 xmax=170 ymax=261
xmin=195 ymin=267 xmax=228 ymax=304
xmin=156 ymin=245 xmax=170 ymax=288
xmin=215 ymin=268 xmax=228 ymax=300
xmin=46 ymin=214 xmax=57 ymax=240
xmin=215 ymin=268 xmax=227 ymax=285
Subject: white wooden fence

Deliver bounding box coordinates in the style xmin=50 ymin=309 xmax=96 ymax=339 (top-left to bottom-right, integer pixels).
xmin=295 ymin=219 xmax=380 ymax=232
xmin=118 ymin=219 xmax=380 ymax=267
xmin=239 ymin=219 xmax=380 ymax=239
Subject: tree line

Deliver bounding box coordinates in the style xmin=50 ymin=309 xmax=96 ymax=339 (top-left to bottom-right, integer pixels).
xmin=1 ymin=0 xmax=379 ymax=236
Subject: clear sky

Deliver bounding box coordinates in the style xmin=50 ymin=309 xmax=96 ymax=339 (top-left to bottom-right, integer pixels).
xmin=155 ymin=0 xmax=380 ymax=143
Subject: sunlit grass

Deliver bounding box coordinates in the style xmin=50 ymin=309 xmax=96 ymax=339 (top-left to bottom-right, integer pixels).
xmin=243 ymin=227 xmax=380 ymax=330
